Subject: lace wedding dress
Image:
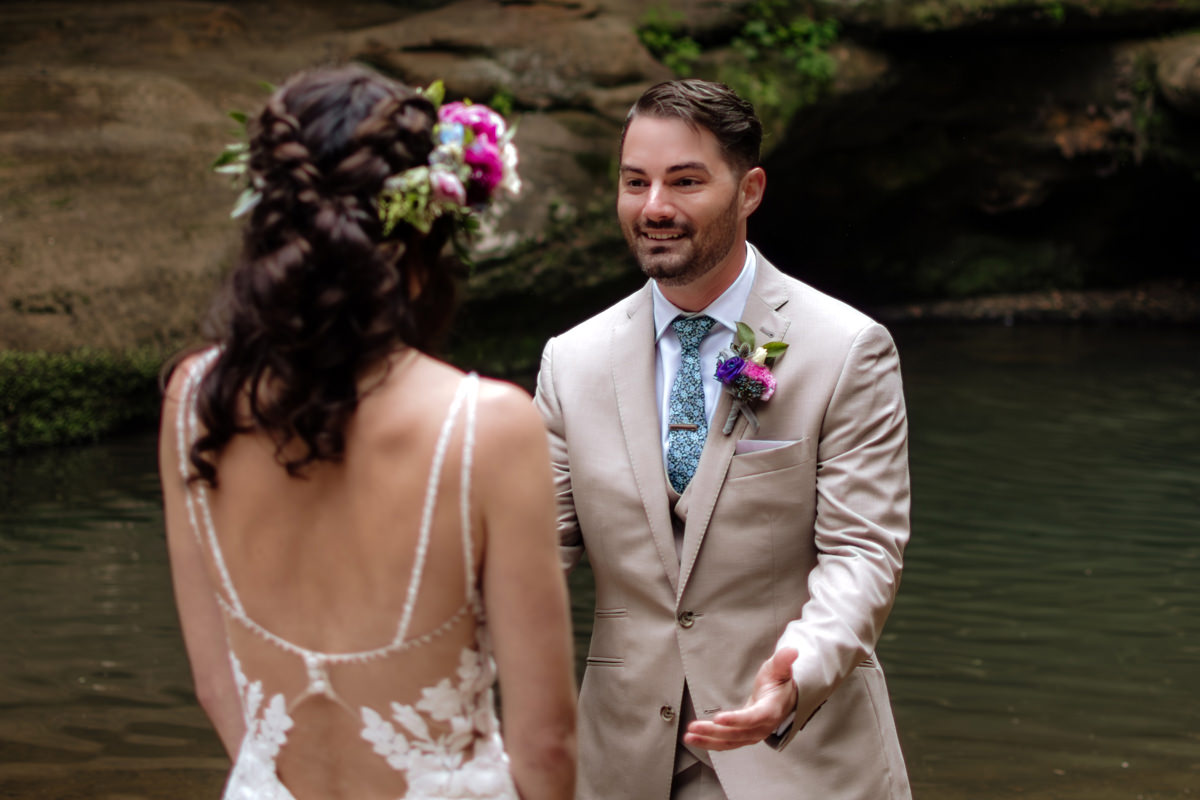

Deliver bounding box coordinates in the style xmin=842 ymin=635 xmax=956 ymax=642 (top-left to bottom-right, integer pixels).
xmin=175 ymin=351 xmax=518 ymax=800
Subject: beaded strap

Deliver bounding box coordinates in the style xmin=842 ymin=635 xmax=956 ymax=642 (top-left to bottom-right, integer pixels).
xmin=178 ymin=357 xmax=482 ymax=662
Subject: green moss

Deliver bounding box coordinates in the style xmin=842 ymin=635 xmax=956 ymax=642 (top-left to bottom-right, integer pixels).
xmin=0 ymin=348 xmax=164 ymax=453
xmin=636 ymin=7 xmax=702 ymax=76
xmin=637 ymin=1 xmax=839 ymax=153
xmin=908 ymin=236 xmax=1084 ymax=298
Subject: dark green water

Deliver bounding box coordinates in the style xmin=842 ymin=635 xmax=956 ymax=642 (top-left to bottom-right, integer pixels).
xmin=1 ymin=324 xmax=1197 ymax=798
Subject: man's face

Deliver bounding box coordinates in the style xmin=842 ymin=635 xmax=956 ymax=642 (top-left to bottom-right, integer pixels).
xmin=617 ymin=115 xmax=746 ymax=287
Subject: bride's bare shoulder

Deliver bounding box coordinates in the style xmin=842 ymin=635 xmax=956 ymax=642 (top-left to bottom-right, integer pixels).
xmin=473 ymin=376 xmax=546 ymax=453
xmin=160 ymin=346 xmax=218 ymax=407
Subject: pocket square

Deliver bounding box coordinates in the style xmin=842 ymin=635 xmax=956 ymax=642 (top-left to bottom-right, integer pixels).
xmin=734 ymin=438 xmax=796 ymax=454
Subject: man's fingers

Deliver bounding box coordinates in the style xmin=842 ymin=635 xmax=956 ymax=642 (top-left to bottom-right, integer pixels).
xmin=682 ymin=722 xmax=769 ymax=751
xmin=682 ymin=731 xmax=760 ymax=751
xmin=684 ymin=704 xmax=777 ymax=749
xmin=709 ymin=705 xmax=770 ymax=729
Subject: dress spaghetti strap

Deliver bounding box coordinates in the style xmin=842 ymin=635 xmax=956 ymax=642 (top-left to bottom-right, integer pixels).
xmin=175 ymin=352 xmax=514 ymax=799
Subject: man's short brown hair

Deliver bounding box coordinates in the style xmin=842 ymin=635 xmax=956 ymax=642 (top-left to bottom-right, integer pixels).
xmin=622 ymin=79 xmax=763 ymax=174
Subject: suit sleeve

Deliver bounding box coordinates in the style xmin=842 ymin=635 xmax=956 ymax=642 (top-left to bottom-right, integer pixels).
xmin=533 ymin=336 xmax=585 ymax=573
xmin=771 ymin=322 xmax=911 ymax=748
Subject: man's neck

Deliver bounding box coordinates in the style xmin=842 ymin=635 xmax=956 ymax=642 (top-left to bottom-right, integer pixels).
xmin=656 ymin=242 xmax=748 ymax=312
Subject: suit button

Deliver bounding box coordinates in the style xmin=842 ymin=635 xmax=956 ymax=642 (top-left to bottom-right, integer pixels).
xmin=660 ymin=705 xmax=675 ymax=721
xmin=678 ymin=610 xmax=695 ymax=628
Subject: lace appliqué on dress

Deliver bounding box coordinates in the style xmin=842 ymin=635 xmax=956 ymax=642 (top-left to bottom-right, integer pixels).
xmin=361 ymin=629 xmax=515 ymax=800
xmin=224 ymin=653 xmax=298 ymax=800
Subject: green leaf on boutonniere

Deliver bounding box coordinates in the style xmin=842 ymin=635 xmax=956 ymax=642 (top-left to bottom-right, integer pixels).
xmin=763 ymin=341 xmax=789 ymax=358
xmin=228 ymin=110 xmax=248 ymax=125
xmin=735 ymin=322 xmax=756 ymax=349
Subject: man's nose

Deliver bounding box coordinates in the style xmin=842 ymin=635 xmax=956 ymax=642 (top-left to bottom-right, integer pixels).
xmin=642 ymin=183 xmax=674 ymax=221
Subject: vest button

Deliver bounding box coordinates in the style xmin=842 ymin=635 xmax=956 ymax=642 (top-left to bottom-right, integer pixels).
xmin=678 ymin=610 xmax=695 ymax=628
xmin=660 ymin=705 xmax=675 ymax=721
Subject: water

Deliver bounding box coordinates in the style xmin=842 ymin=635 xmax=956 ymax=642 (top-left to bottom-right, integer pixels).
xmin=1 ymin=324 xmax=1197 ymax=798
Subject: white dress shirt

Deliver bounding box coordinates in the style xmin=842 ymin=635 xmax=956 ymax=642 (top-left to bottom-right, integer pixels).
xmin=652 ymin=246 xmax=757 ymax=467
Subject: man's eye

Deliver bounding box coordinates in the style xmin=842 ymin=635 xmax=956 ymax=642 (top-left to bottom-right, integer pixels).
xmin=676 ymin=178 xmax=699 ymax=187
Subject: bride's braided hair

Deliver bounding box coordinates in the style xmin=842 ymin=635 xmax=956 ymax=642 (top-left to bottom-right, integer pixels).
xmin=187 ymin=66 xmax=457 ymax=486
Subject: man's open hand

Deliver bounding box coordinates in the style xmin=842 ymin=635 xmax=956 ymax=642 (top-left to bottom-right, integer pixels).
xmin=682 ymin=648 xmax=799 ymax=751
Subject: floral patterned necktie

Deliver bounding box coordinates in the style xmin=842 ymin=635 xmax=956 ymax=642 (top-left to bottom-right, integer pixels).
xmin=667 ymin=315 xmax=715 ymax=493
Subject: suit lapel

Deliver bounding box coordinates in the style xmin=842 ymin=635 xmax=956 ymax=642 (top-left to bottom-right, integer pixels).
xmin=676 ymin=254 xmax=793 ymax=597
xmin=611 ymin=285 xmax=681 ymax=593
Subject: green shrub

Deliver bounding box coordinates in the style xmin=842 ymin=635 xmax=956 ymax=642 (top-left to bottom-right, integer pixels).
xmin=720 ymin=1 xmax=839 ymax=148
xmin=0 ymin=349 xmax=163 ymax=453
xmin=637 ymin=7 xmax=702 ymax=76
xmin=635 ymin=2 xmax=839 ymax=151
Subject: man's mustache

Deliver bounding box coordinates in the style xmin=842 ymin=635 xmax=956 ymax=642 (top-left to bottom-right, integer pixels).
xmin=639 ymin=220 xmax=692 ymax=234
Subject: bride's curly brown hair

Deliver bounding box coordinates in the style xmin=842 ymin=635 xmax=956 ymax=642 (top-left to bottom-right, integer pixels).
xmin=182 ymin=65 xmax=458 ymax=486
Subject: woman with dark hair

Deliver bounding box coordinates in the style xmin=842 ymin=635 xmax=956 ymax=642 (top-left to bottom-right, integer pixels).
xmin=158 ymin=65 xmax=575 ymax=800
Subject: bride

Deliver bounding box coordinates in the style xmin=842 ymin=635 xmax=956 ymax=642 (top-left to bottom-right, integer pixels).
xmin=159 ymin=65 xmax=575 ymax=799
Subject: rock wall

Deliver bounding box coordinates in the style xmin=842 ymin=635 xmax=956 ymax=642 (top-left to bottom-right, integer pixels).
xmin=753 ymin=1 xmax=1200 ymax=303
xmin=2 ymin=0 xmax=1199 ymax=354
xmin=0 ymin=0 xmax=668 ymax=352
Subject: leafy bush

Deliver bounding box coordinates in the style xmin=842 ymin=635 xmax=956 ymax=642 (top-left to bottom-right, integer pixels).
xmin=0 ymin=349 xmax=163 ymax=453
xmin=720 ymin=1 xmax=839 ymax=146
xmin=636 ymin=7 xmax=702 ymax=76
xmin=636 ymin=2 xmax=839 ymax=149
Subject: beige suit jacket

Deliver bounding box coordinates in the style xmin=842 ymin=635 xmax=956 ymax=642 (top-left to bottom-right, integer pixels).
xmin=534 ymin=252 xmax=912 ymax=800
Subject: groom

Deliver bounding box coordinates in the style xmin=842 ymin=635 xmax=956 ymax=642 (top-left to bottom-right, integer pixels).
xmin=534 ymin=80 xmax=912 ymax=800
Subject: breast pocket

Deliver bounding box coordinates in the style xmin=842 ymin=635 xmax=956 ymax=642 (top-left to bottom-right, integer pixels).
xmin=727 ymin=436 xmax=813 ymax=480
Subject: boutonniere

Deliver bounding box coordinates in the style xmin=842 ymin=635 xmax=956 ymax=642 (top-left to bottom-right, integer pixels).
xmin=714 ymin=322 xmax=788 ymax=434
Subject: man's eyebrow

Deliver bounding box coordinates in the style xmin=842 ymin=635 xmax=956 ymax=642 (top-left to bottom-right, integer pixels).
xmin=666 ymin=161 xmax=711 ymax=173
xmin=619 ymin=162 xmax=711 ymax=174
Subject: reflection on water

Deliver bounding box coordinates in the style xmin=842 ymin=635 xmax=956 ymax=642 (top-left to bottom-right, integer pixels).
xmin=0 ymin=325 xmax=1197 ymax=798
xmin=0 ymin=436 xmax=227 ymax=798
xmin=888 ymin=325 xmax=1200 ymax=798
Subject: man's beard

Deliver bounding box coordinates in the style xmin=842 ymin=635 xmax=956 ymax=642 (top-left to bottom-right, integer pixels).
xmin=627 ymin=194 xmax=740 ymax=287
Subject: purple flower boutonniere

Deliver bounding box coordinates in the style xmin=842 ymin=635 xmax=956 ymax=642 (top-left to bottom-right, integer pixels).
xmin=714 ymin=322 xmax=788 ymax=434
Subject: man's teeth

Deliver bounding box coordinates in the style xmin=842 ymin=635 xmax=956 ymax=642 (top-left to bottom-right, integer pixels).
xmin=645 ymin=232 xmax=682 ymax=240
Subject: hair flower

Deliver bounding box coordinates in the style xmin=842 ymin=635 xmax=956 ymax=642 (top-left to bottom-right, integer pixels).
xmin=378 ymin=82 xmax=520 ymax=241
xmin=465 ymin=141 xmax=504 ymax=193
xmin=214 ymin=79 xmax=520 ymax=248
xmin=430 ymin=167 xmax=467 ymax=206
xmin=438 ymin=121 xmax=465 ymax=147
xmin=714 ymin=322 xmax=788 ymax=434
xmin=439 ymin=101 xmax=507 ymax=144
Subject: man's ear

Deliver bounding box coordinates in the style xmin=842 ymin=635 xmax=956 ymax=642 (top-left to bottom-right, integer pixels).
xmin=740 ymin=167 xmax=766 ymax=218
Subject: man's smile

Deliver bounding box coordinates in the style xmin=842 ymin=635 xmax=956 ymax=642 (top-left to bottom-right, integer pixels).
xmin=639 ymin=228 xmax=688 ymax=242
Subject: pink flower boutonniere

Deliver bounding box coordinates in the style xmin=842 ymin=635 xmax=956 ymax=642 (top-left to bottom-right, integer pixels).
xmin=714 ymin=322 xmax=788 ymax=434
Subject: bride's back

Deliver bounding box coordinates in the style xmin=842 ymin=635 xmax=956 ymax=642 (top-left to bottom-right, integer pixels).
xmin=208 ymin=354 xmax=476 ymax=656
xmin=178 ymin=353 xmax=502 ymax=799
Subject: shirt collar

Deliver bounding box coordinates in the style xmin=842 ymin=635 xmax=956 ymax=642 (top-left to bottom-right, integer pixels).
xmin=652 ymin=246 xmax=757 ymax=343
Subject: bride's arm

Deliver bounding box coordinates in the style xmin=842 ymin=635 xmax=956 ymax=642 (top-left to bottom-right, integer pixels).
xmin=475 ymin=380 xmax=577 ymax=800
xmin=159 ymin=362 xmax=246 ymax=758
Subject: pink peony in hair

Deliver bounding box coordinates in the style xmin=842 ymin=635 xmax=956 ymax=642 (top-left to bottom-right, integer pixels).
xmin=439 ymin=102 xmax=507 ymax=144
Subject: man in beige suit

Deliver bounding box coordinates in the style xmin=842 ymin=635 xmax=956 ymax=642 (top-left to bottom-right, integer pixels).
xmin=534 ymin=80 xmax=912 ymax=800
